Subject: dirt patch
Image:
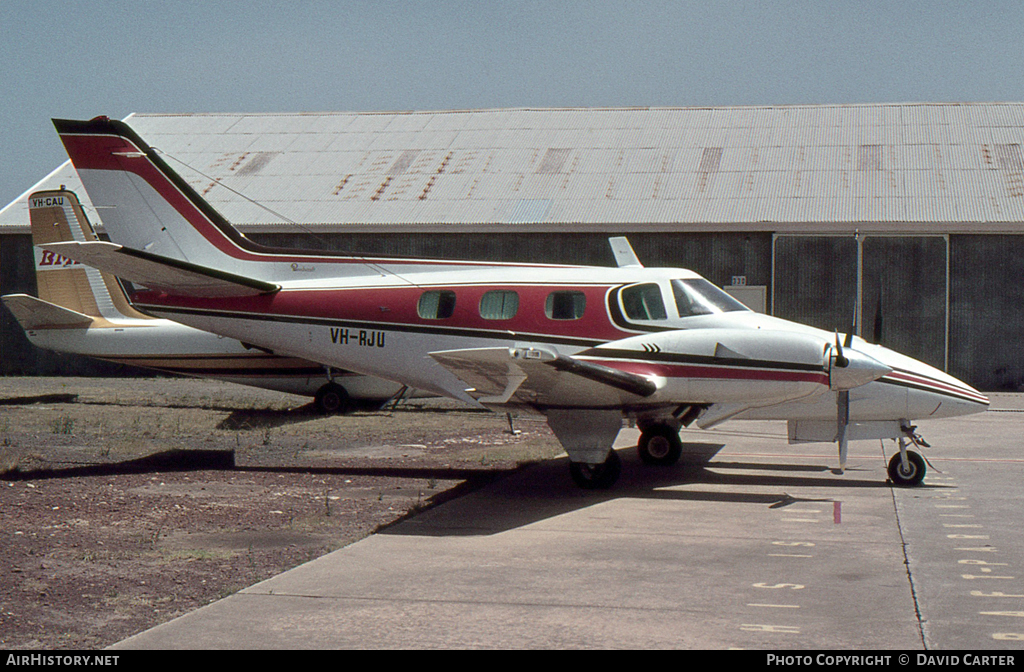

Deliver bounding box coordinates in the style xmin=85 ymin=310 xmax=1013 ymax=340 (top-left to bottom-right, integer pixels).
xmin=0 ymin=377 xmax=564 ymax=649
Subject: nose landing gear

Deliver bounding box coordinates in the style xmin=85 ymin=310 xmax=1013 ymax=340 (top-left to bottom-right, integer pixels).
xmin=887 ymin=425 xmax=929 ymax=486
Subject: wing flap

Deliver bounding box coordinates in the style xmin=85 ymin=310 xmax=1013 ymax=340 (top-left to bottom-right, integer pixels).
xmin=1 ymin=294 xmax=94 ymax=329
xmin=40 ymin=242 xmax=280 ymax=298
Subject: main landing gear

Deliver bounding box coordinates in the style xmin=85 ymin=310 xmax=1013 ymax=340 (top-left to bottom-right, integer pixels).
xmin=569 ymin=450 xmax=622 ymax=490
xmin=567 ymin=421 xmax=684 ymax=490
xmin=314 ymin=382 xmax=350 ymax=415
xmin=637 ymin=423 xmax=683 ymax=466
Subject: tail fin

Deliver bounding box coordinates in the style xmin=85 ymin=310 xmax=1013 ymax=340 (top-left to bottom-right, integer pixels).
xmin=26 ymin=188 xmax=148 ymax=320
xmin=53 ymin=117 xmax=253 ymax=273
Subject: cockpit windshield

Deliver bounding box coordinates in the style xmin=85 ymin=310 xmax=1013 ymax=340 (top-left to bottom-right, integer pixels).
xmin=671 ymin=278 xmax=750 ymax=317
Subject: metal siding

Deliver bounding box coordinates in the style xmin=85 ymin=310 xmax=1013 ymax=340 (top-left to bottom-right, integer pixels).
xmin=773 ymin=235 xmax=859 ymax=331
xmin=861 ymin=236 xmax=948 ymax=370
xmin=949 ymin=234 xmax=1024 ymax=390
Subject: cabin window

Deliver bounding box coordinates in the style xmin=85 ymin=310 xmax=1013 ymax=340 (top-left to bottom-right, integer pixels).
xmin=479 ymin=290 xmax=519 ymax=320
xmin=671 ymin=279 xmax=749 ymax=317
xmin=620 ymin=283 xmax=667 ymax=321
xmin=417 ymin=290 xmax=456 ymax=319
xmin=545 ymin=291 xmax=586 ymax=320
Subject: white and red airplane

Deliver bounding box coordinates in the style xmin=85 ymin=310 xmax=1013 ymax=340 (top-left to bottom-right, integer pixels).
xmin=41 ymin=116 xmax=989 ymax=488
xmin=2 ymin=187 xmax=411 ymax=413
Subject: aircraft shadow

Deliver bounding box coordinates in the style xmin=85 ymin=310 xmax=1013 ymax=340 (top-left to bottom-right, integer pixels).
xmin=0 ymin=448 xmax=522 ymax=522
xmin=217 ymin=404 xmax=331 ymax=430
xmin=2 ymin=443 xmax=952 ymax=540
xmin=216 ymin=399 xmax=488 ymax=430
xmin=382 ymin=444 xmax=946 ymax=537
xmin=0 ymin=393 xmax=78 ymax=406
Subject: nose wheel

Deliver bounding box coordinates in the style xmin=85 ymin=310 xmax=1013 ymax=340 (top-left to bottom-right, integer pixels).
xmin=887 ymin=428 xmax=929 ymax=486
xmin=888 ymin=450 xmax=926 ymax=486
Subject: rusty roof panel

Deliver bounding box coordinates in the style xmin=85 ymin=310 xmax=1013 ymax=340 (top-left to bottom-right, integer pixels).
xmin=10 ymin=104 xmax=1024 ymax=233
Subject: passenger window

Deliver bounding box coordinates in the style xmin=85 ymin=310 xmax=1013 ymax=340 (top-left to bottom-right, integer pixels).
xmin=479 ymin=290 xmax=519 ymax=320
xmin=545 ymin=291 xmax=586 ymax=320
xmin=620 ymin=283 xmax=667 ymax=321
xmin=417 ymin=290 xmax=456 ymax=319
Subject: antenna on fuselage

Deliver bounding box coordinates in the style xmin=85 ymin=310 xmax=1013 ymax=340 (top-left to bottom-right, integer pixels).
xmin=609 ymin=237 xmax=643 ymax=268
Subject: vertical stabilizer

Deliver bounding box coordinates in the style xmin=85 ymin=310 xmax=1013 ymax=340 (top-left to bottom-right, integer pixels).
xmin=53 ymin=117 xmax=248 ymax=273
xmin=28 ymin=188 xmax=147 ymax=320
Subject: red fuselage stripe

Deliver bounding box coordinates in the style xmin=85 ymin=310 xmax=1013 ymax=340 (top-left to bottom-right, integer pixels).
xmin=884 ymin=371 xmax=989 ymax=404
xmin=583 ymin=358 xmax=830 ymax=385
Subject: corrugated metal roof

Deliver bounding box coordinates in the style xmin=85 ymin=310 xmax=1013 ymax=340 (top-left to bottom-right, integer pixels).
xmin=5 ymin=103 xmax=1024 ymax=234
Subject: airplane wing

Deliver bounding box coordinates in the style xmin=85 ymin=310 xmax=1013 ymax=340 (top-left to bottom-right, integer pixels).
xmin=1 ymin=294 xmax=94 ymax=330
xmin=40 ymin=242 xmax=280 ymax=298
xmin=429 ymin=346 xmax=658 ymax=410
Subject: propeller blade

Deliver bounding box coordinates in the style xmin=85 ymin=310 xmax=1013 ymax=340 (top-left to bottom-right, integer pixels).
xmin=872 ymin=285 xmax=883 ymax=344
xmin=837 ymin=389 xmax=850 ymax=472
xmin=833 ymin=333 xmax=849 ymax=368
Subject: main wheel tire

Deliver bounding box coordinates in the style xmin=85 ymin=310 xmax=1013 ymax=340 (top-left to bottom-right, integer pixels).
xmin=638 ymin=425 xmax=682 ymax=466
xmin=314 ymin=383 xmax=350 ymax=415
xmin=569 ymin=450 xmax=622 ymax=489
xmin=888 ymin=450 xmax=926 ymax=486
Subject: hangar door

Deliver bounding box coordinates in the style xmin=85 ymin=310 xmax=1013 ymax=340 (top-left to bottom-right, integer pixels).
xmin=772 ymin=235 xmax=948 ymax=371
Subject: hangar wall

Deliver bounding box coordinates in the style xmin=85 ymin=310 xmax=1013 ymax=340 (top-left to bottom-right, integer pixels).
xmin=773 ymin=235 xmax=950 ymax=372
xmin=949 ymin=235 xmax=1024 ymax=390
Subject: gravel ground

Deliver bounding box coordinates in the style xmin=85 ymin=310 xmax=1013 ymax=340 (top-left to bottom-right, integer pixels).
xmin=0 ymin=377 xmax=564 ymax=650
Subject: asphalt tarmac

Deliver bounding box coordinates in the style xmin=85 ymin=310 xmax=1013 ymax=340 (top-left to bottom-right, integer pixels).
xmin=110 ymin=395 xmax=1024 ymax=650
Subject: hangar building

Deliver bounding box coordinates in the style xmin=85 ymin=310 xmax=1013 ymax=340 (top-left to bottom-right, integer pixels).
xmin=2 ymin=103 xmax=1022 ymax=390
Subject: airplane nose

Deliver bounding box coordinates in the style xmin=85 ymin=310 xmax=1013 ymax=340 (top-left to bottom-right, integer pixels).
xmin=841 ymin=339 xmax=989 ymax=419
xmin=894 ymin=364 xmax=990 ymax=418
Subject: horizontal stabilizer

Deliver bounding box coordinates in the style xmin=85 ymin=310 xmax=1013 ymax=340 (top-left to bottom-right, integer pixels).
xmin=40 ymin=242 xmax=280 ymax=298
xmin=1 ymin=294 xmax=93 ymax=329
xmin=430 ymin=346 xmax=657 ymax=409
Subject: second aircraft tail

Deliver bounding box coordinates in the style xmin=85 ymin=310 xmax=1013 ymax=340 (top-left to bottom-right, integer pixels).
xmin=21 ymin=188 xmax=148 ymax=322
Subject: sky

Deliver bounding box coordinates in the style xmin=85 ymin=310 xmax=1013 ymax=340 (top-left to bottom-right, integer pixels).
xmin=3 ymin=0 xmax=1024 ymax=207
